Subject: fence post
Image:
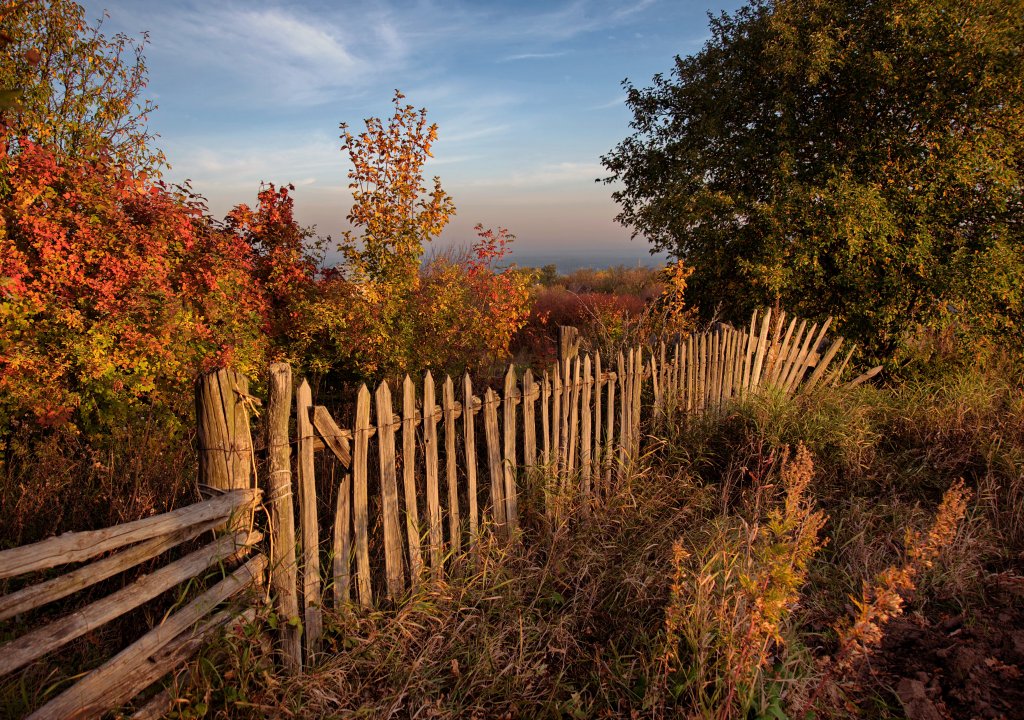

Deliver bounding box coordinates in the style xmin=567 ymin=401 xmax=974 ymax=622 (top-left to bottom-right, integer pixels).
xmin=265 ymin=363 xmax=301 ymax=674
xmin=195 ymin=368 xmax=255 ymax=492
xmin=558 ymin=325 xmax=580 ymax=365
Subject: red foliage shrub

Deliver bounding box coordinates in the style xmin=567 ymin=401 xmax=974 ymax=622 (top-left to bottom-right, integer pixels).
xmin=0 ymin=140 xmax=268 ymax=429
xmin=515 ymin=287 xmax=648 ymax=366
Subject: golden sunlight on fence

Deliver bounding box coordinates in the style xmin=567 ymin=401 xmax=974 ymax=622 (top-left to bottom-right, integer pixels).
xmin=0 ymin=309 xmax=879 ymax=714
xmin=266 ymin=309 xmax=873 ymax=671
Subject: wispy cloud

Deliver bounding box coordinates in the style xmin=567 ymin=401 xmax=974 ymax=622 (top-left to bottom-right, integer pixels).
xmin=500 ymin=51 xmax=569 ymax=62
xmin=593 ymin=95 xmax=627 ymax=110
xmin=138 ymin=2 xmax=407 ymax=106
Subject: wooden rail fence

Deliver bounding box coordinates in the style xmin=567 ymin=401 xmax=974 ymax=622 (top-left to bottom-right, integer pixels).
xmin=0 ymin=369 xmax=265 ymax=719
xmin=265 ymin=309 xmax=876 ymax=670
xmin=0 ymin=310 xmax=879 ymax=713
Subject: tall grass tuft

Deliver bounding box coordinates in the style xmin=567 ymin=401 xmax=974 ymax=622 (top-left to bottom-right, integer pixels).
xmin=661 ymin=443 xmax=826 ymax=719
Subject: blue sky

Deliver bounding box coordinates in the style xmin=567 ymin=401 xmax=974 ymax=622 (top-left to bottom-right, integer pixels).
xmin=81 ymin=0 xmax=742 ymax=265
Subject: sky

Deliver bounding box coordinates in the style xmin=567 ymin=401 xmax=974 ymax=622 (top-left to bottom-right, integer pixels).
xmin=81 ymin=0 xmax=743 ymax=267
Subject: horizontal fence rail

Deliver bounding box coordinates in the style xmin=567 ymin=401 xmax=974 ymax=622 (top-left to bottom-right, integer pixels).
xmin=0 ymin=485 xmax=264 ymax=719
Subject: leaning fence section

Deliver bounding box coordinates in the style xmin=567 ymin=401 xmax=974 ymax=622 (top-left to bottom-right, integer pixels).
xmin=267 ymin=308 xmax=877 ymax=670
xmin=0 ymin=488 xmax=265 ymax=720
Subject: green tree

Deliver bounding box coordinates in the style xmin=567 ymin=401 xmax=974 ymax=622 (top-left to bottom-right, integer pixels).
xmin=0 ymin=0 xmax=164 ymax=172
xmin=602 ymin=0 xmax=1024 ymax=361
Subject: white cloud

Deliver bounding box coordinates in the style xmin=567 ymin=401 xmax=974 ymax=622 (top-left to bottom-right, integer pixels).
xmin=500 ymin=51 xmax=569 ymax=62
xmin=593 ymin=95 xmax=627 ymax=110
xmin=140 ymin=2 xmax=407 ymax=106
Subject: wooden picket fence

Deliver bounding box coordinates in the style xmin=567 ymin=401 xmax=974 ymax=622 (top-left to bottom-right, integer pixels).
xmin=0 ymin=309 xmax=879 ymax=714
xmin=266 ymin=308 xmax=877 ymax=671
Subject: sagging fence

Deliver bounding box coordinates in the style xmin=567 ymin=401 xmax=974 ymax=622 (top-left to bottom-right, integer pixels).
xmin=0 ymin=308 xmax=878 ymax=716
xmin=262 ymin=308 xmax=877 ymax=671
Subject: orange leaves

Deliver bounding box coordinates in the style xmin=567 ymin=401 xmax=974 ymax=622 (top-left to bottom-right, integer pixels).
xmin=338 ymin=90 xmax=454 ymax=288
xmin=0 ymin=141 xmax=268 ymax=429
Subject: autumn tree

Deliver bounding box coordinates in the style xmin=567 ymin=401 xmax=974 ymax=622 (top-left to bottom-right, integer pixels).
xmin=338 ymin=90 xmax=455 ymax=289
xmin=225 ymin=183 xmax=323 ymax=356
xmin=0 ymin=0 xmax=163 ymax=172
xmin=602 ymin=0 xmax=1024 ymax=361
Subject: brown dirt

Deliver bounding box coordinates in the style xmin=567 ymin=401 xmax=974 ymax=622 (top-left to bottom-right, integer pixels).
xmin=874 ymin=572 xmax=1024 ymax=720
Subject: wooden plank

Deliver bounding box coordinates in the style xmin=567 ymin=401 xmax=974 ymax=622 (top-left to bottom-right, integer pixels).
xmin=803 ymin=338 xmax=844 ymax=393
xmin=604 ymin=368 xmax=615 ymax=492
xmin=463 ymin=374 xmax=479 ymax=545
xmin=127 ymin=607 xmax=256 ymax=720
xmin=333 ymin=472 xmax=351 ymax=607
xmin=29 ymin=555 xmax=266 ymax=720
xmin=352 ymin=385 xmax=373 ymax=607
xmin=502 ymin=366 xmax=519 ymax=532
xmin=560 ymin=359 xmax=572 ymax=481
xmin=847 ymin=365 xmax=883 ymax=388
xmin=402 ymin=376 xmax=424 ymax=583
xmin=567 ymin=357 xmax=581 ymax=479
xmin=750 ymin=309 xmax=772 ymax=390
xmin=552 ymin=362 xmax=563 ymax=482
xmin=0 ymin=519 xmax=221 ymax=623
xmin=541 ymin=371 xmax=551 ymax=470
xmin=423 ymin=372 xmax=443 ymax=575
xmin=659 ymin=341 xmax=668 ymax=414
xmin=580 ymin=355 xmax=593 ymax=499
xmin=375 ymin=381 xmax=405 ymax=599
xmin=788 ymin=318 xmax=831 ymax=393
xmin=722 ymin=329 xmax=734 ymax=402
xmin=312 ymin=406 xmax=352 ymax=467
xmin=696 ymin=333 xmax=705 ymax=412
xmin=0 ymin=490 xmax=258 ymax=581
xmin=443 ymin=376 xmax=461 ymax=556
xmin=766 ymin=314 xmax=794 ymax=386
xmin=742 ymin=311 xmax=757 ymax=393
xmin=710 ymin=330 xmax=721 ymax=410
xmin=630 ymin=346 xmax=638 ymax=452
xmin=296 ymin=380 xmax=322 ymax=658
xmin=0 ymin=529 xmax=259 ymax=677
xmin=650 ymin=346 xmax=661 ymax=418
xmin=483 ymin=388 xmax=506 ymax=532
xmin=523 ymin=369 xmax=537 ymax=469
xmin=592 ymin=352 xmax=602 ymax=495
xmin=617 ymin=351 xmax=628 ymax=480
xmin=733 ymin=329 xmax=744 ymax=398
xmin=266 ymin=364 xmax=300 ymax=673
xmin=685 ymin=334 xmax=694 ymax=412
xmin=782 ymin=321 xmax=819 ymax=393
xmin=775 ymin=320 xmax=808 ymax=389
xmin=670 ymin=342 xmax=680 ymax=412
xmin=828 ymin=344 xmax=857 ymax=386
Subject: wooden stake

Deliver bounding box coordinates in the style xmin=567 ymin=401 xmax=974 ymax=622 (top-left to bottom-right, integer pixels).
xmin=376 ymin=381 xmax=405 ymax=599
xmin=502 ymin=366 xmax=519 ymax=532
xmin=296 ymin=380 xmax=322 ymax=657
xmin=352 ymin=385 xmax=373 ymax=607
xmin=443 ymin=376 xmax=461 ymax=555
xmin=463 ymin=374 xmax=479 ymax=545
xmin=402 ymin=376 xmax=424 ymax=583
xmin=423 ymin=372 xmax=443 ymax=575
